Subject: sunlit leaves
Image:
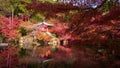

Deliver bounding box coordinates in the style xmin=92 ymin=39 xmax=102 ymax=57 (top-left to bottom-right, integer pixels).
xmin=0 ymin=0 xmax=29 ymax=16
xmin=38 ymin=0 xmax=57 ymax=3
xmin=0 ymin=16 xmax=21 ymax=40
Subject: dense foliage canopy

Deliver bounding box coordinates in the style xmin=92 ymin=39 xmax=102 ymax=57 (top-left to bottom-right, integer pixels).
xmin=0 ymin=0 xmax=120 ymax=68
